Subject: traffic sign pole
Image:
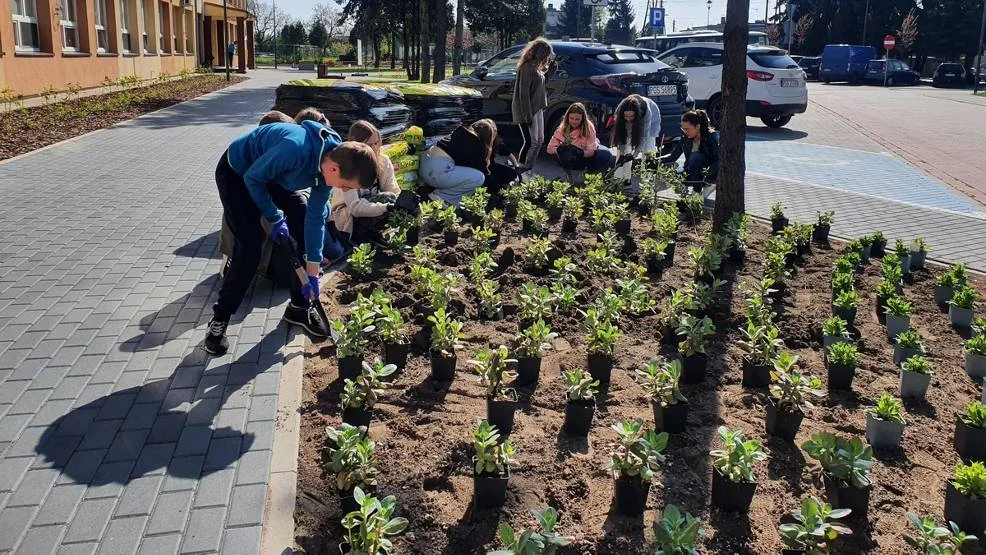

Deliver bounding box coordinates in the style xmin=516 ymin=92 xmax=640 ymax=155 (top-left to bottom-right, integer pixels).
xmin=883 ymin=34 xmax=895 ymax=87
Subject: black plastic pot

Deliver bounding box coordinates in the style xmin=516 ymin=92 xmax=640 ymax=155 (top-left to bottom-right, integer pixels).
xmin=833 ymin=306 xmax=857 ymax=326
xmin=813 ymin=224 xmax=831 ymax=244
xmin=765 ymin=401 xmax=804 ymax=441
xmin=654 ymin=401 xmax=688 ymax=434
xmin=383 ymin=342 xmax=409 ymax=371
xmin=342 ymin=406 xmax=372 ymax=430
xmin=338 ymin=356 xmax=362 ymax=381
xmin=487 ymin=393 xmax=518 ymax=436
xmin=615 ymin=219 xmax=631 ymax=234
xmin=742 ymin=359 xmax=771 ymax=388
xmin=430 ymin=351 xmax=456 ymax=382
xmin=729 ymin=248 xmax=746 ymax=265
xmin=796 ymin=242 xmax=810 ymax=257
xmin=587 ymin=353 xmax=614 ymax=384
xmin=661 ymin=324 xmax=678 ymax=346
xmin=876 ymin=294 xmax=891 ymax=314
xmin=824 ymin=476 xmax=870 ymax=520
xmin=548 ymin=207 xmax=563 ymax=222
xmin=645 ymin=257 xmax=664 ymax=275
xmin=681 ymin=354 xmax=707 ymax=384
xmin=444 ymin=230 xmax=459 ymax=247
xmin=945 ymin=482 xmax=986 ymax=537
xmin=562 ymin=218 xmax=577 ymax=233
xmin=871 ymin=240 xmax=887 ymax=258
xmin=771 ymin=217 xmax=789 ymax=233
xmin=405 ymin=226 xmax=420 ymax=247
xmin=515 ymin=357 xmax=541 ymax=387
xmin=664 ymin=242 xmax=676 ymax=265
xmin=564 ymin=399 xmax=595 ymax=436
xmin=954 ymin=419 xmax=986 ymax=461
xmin=827 ymin=363 xmax=856 ymax=391
xmin=614 ymin=475 xmax=650 ymax=515
xmin=474 ymin=470 xmax=508 ymax=510
xmin=892 ymin=345 xmax=920 ymax=366
xmin=711 ymin=469 xmax=757 ymax=512
xmin=504 ymin=204 xmax=517 ymax=220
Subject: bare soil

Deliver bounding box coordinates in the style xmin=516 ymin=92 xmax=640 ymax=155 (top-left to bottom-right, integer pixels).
xmin=294 ymin=212 xmax=986 ymax=555
xmin=0 ymin=74 xmax=246 ymax=161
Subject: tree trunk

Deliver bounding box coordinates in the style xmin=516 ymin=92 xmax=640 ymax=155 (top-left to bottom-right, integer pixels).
xmin=452 ymin=0 xmax=464 ymax=75
xmin=433 ymin=0 xmax=448 ymax=82
xmin=420 ymin=0 xmax=431 ymax=84
xmin=374 ymin=35 xmax=381 ymax=68
xmin=713 ymin=0 xmax=750 ymax=231
xmin=391 ymin=31 xmax=397 ymax=70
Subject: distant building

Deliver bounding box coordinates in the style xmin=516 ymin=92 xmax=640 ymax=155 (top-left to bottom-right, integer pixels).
xmin=546 ymin=3 xmax=561 ymax=38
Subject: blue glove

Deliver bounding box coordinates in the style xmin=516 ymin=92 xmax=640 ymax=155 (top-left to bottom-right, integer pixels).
xmin=269 ymin=218 xmax=291 ymax=244
xmin=302 ymin=274 xmax=319 ymax=304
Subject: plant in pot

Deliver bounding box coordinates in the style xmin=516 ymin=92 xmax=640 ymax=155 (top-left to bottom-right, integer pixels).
xmin=834 ymin=252 xmax=861 ymax=275
xmin=589 ymin=205 xmax=618 ymax=234
xmin=472 ymin=419 xmax=516 ymax=510
xmin=768 ymin=353 xmax=824 ymax=441
xmin=875 ymin=280 xmax=898 ymax=314
xmin=857 ymin=234 xmax=874 ymax=262
xmin=870 ymin=231 xmax=887 ymax=258
xmin=517 ymin=283 xmax=554 ymax=328
xmin=641 ymin=237 xmax=669 ymax=274
xmin=340 ymin=487 xmax=408 ymax=553
xmin=741 ymin=278 xmax=778 ymax=327
xmin=738 ymin=321 xmax=783 ymax=388
xmin=944 ymin=461 xmax=986 ymax=543
xmin=325 ymin=423 xmax=379 ymax=516
xmin=882 ymin=255 xmax=905 ymax=292
xmin=893 ymin=330 xmax=925 ymax=366
xmin=550 ymin=280 xmax=578 ymax=313
xmin=709 ymin=426 xmax=767 ymax=512
xmin=865 ymin=392 xmax=906 ymax=449
xmin=724 ymin=212 xmax=750 ymax=261
xmin=437 ymin=205 xmax=461 ymax=246
xmin=778 ymin=496 xmax=852 ymax=555
xmin=592 ymin=288 xmax=625 ymax=325
xmin=490 ymin=506 xmax=573 ymax=555
xmin=935 ymin=270 xmax=959 ymax=306
xmin=680 ymin=193 xmax=704 ymax=225
xmin=376 ymin=306 xmax=409 ymax=372
xmin=470 ymin=345 xmax=520 ymax=436
xmin=340 ymin=358 xmax=396 ymax=430
xmin=949 ymin=286 xmax=978 ymax=329
xmin=884 ymin=296 xmax=913 ymax=341
xmin=616 ymin=277 xmax=656 ymax=316
xmin=584 ymin=309 xmax=622 ymax=384
xmin=426 ymin=272 xmax=462 ymax=315
xmin=514 ymin=320 xmax=558 ymax=387
xmin=330 ymin=306 xmax=377 ymax=381
xmin=822 ymin=316 xmax=852 ymax=350
xmin=688 ymin=244 xmax=722 ymax=283
xmin=611 ymin=201 xmax=632 ymax=233
xmin=607 ymin=419 xmax=669 ymax=515
xmin=411 ymin=244 xmax=438 ymax=269
xmin=904 ymin=512 xmax=977 ymax=555
xmin=899 ymin=355 xmax=933 ymax=401
xmin=771 ymin=202 xmax=789 ymax=233
xmin=459 ymin=187 xmax=490 ymax=225
xmin=813 ymin=210 xmax=834 ymax=243
xmin=523 ymin=206 xmax=551 ymax=237
xmin=522 ymin=236 xmax=553 ymax=276
xmin=955 ymin=400 xmax=986 ymax=462
xmin=826 ymin=341 xmax=859 ymax=391
xmin=801 ymin=433 xmax=874 ymax=519
xmin=562 ymin=369 xmax=599 ymax=437
xmin=676 ymin=315 xmax=715 ymax=384
xmin=636 ymin=359 xmax=688 ymax=433
xmin=347 ymin=244 xmax=377 ymax=279
xmin=587 ymin=245 xmax=622 ymax=276
xmin=546 ymin=189 xmax=566 ymax=222
xmin=502 ymin=187 xmax=524 ymax=220
xmin=469 ymin=251 xmax=497 ymax=282
xmin=485 ymin=208 xmax=506 ymax=232
xmin=427 ymin=308 xmax=463 ymax=382
xmin=476 ymin=279 xmax=504 ymax=321
xmin=965 ymin=334 xmax=986 ymax=380
xmin=909 ymin=238 xmax=928 ymax=271
xmin=830 ymin=272 xmax=855 ymax=301
xmin=469 ymin=226 xmax=499 ymax=254
xmin=832 ymin=290 xmax=858 ymax=326
xmin=652 ymin=505 xmax=703 ymax=555
xmin=561 ymin=196 xmax=584 ymax=233
xmin=894 ymin=239 xmax=913 ymax=276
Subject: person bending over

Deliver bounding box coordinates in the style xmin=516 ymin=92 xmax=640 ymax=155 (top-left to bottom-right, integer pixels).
xmin=206 ymin=120 xmax=377 ymax=355
xmin=293 ymin=107 xmax=329 ymax=125
xmin=674 ymin=109 xmax=719 ymax=190
xmin=611 ymin=94 xmax=663 ymax=195
xmin=546 ymin=102 xmax=613 ymax=175
xmin=420 ymin=119 xmax=498 ymax=206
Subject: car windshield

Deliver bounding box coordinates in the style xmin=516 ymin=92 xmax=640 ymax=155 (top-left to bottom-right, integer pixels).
xmin=867 ymin=61 xmax=884 ymax=70
xmin=748 ymin=52 xmax=799 ymax=69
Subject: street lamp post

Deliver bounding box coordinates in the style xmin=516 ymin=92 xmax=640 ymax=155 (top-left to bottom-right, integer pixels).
xmin=273 ymin=0 xmax=277 ymax=68
xmin=706 ymin=0 xmax=712 ymax=28
xmin=975 ymin=0 xmax=986 ymax=94
xmin=862 ymin=0 xmax=870 ymax=45
xmin=223 ymin=0 xmax=230 ymax=81
xmin=787 ymin=3 xmax=796 ymax=52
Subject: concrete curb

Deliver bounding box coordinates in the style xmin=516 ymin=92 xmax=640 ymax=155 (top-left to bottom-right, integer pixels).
xmin=261 ymin=329 xmax=307 ymax=555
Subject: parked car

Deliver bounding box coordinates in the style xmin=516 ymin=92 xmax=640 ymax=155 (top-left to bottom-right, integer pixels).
xmin=442 ymin=41 xmax=691 ymax=150
xmin=933 ymin=62 xmax=967 ymax=88
xmin=798 ymin=56 xmax=821 ymax=80
xmin=863 ymin=59 xmax=921 ymax=86
xmin=820 ymin=44 xmax=876 ymax=84
xmin=655 ymin=43 xmax=807 ymax=128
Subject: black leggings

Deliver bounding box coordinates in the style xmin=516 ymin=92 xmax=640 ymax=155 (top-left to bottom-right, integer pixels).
xmin=213 ymin=152 xmax=306 ymax=321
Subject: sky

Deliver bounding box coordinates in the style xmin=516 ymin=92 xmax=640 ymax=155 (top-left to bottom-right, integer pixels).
xmin=271 ymin=0 xmax=776 ymax=39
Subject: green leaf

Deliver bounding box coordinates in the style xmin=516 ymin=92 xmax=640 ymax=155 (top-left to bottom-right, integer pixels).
xmin=381 ymin=517 xmax=409 ymax=536
xmin=497 ymin=523 xmax=516 ymax=547
xmin=353 ymin=486 xmax=366 ymax=505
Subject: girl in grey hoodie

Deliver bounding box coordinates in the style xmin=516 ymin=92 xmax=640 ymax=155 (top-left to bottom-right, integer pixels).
xmin=512 ymin=38 xmax=554 ymax=168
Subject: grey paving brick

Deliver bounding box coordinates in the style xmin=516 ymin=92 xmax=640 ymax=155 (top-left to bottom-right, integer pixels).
xmin=29 ymin=399 xmax=76 ymax=427
xmin=29 ymin=365 xmax=72 ymax=390
xmin=212 ymin=407 xmax=248 ymax=436
xmin=243 ymin=421 xmax=274 ymax=453
xmin=234 ymin=450 xmax=271 ymax=486
xmin=161 ymin=455 xmax=205 ymax=492
xmin=54 ymin=407 xmax=100 ymax=437
xmin=134 ymin=380 xmax=172 ymax=405
xmin=173 ymin=425 xmax=213 ymax=457
xmin=96 ymin=515 xmax=147 ymax=555
xmin=160 ymin=388 xmax=195 ymax=413
xmin=114 ymin=475 xmax=164 ymax=517
xmin=193 ymin=468 xmax=235 ymax=508
xmin=130 ymin=442 xmax=176 ymax=478
xmin=0 ymin=413 xmax=32 ymax=442
xmin=221 ymin=524 xmax=262 ymax=554
xmin=226 ymin=484 xmax=267 ymax=527
xmin=50 ymin=376 xmax=92 ymax=401
xmin=64 ymin=497 xmax=117 ymax=543
xmin=137 ymin=534 xmax=181 ymax=555
xmin=179 ymin=506 xmax=227 ymax=553
xmin=185 ymin=398 xmax=222 ymax=427
xmin=145 ymin=489 xmax=194 ymax=536
xmin=104 ymin=428 xmax=150 ymax=462
xmin=70 ymin=354 xmax=110 ymax=377
xmin=0 ymin=456 xmax=33 ymax=492
xmin=78 ymin=419 xmax=125 ymax=450
xmin=0 ymin=505 xmax=35 ymax=551
xmin=11 ymin=330 xmax=50 ymax=351
xmin=33 ymin=483 xmax=86 ymax=525
xmin=88 ymin=361 xmax=127 ymax=385
xmin=33 ymin=434 xmax=83 ymax=469
xmin=221 ymin=386 xmax=251 ymax=409
xmin=120 ymin=403 xmax=161 ymax=431
xmin=246 ymin=394 xmax=277 ymax=423
xmin=58 ymin=542 xmax=98 ymax=555
xmin=9 ymin=389 xmax=54 ymax=414
xmin=7 ymin=356 xmax=46 ymax=382
xmin=146 ymin=413 xmax=187 ymax=445
xmin=112 ymin=371 xmax=148 ymax=392
xmin=19 ymin=523 xmax=67 ymax=554
xmin=72 ymin=383 xmax=114 ymax=409
xmin=56 ymin=448 xmax=108 ymax=485
xmin=6 ymin=467 xmax=59 ymax=507
xmin=169 ymin=366 xmax=203 ymax=390
xmin=85 ymin=460 xmax=135 ymax=499
xmin=202 ymin=436 xmax=243 ymax=472
xmin=95 ymin=393 xmax=138 ymax=422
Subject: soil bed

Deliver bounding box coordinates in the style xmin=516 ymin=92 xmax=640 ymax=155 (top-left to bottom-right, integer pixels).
xmin=0 ymin=74 xmax=246 ymax=161
xmin=295 ymin=210 xmax=986 ymax=554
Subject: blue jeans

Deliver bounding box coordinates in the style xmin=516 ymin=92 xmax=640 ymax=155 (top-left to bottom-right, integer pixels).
xmin=420 ymin=154 xmax=485 ymax=206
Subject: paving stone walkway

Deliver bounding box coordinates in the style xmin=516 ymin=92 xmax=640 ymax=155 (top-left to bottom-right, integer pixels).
xmin=0 ymin=69 xmax=303 ymax=554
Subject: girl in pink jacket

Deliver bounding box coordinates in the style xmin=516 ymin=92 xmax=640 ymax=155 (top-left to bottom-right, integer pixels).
xmin=546 ymin=103 xmax=614 ymax=173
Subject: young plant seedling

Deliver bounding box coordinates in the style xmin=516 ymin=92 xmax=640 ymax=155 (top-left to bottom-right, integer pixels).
xmin=823 ymin=316 xmax=851 ymax=343
xmin=962 ymin=400 xmax=986 ymax=429
xmin=869 ymin=392 xmax=904 ymax=424
xmin=476 ymin=279 xmax=503 ymax=319
xmin=831 ymin=272 xmax=856 ymax=296
xmin=376 ymin=306 xmax=408 ymax=346
xmin=778 ymin=496 xmax=852 ymax=554
xmin=885 ymin=296 xmax=914 ymax=317
xmin=515 ymin=320 xmax=558 ymax=359
xmin=469 ymin=345 xmax=518 ymax=400
xmin=616 ymin=277 xmax=656 ymax=315
xmin=563 ymin=368 xmax=600 ymax=402
xmin=802 ymin=433 xmax=874 ymax=489
xmin=607 ymin=420 xmax=668 ymax=481
xmin=584 ymin=310 xmax=623 ymax=356
xmin=330 ymin=307 xmax=377 ymax=359
xmin=771 ymin=202 xmax=786 ymax=223
xmin=952 ymin=461 xmax=986 ymax=499
xmin=951 ymin=286 xmax=978 ymax=309
xmin=827 ymin=342 xmax=859 ymax=367
xmin=473 ymin=419 xmax=515 ymax=476
xmin=636 ymin=359 xmax=687 ymax=407
xmin=739 ymin=322 xmax=784 ymax=366
xmin=904 ymin=512 xmax=977 ymax=554
xmin=470 ymin=226 xmax=498 ymax=253
xmin=550 ymin=280 xmax=578 ymax=312
xmin=770 ymin=353 xmax=824 ymax=414
xmin=427 ymin=272 xmax=462 ymax=313
xmin=817 ymin=210 xmax=835 ymax=226
xmin=676 ymin=315 xmax=715 ymax=358
xmin=325 ymin=423 xmax=379 ymax=491
xmin=517 ymin=283 xmax=554 ymax=324
xmin=341 ymin=487 xmax=409 ymax=554
xmin=490 ymin=506 xmax=573 ymax=555
xmin=710 ymin=426 xmax=766 ymax=483
xmin=437 ymin=204 xmax=461 ymax=232
xmin=411 ymin=244 xmax=438 ymax=268
xmin=460 ymin=187 xmax=490 ymax=219
xmin=833 ymin=290 xmax=858 ymax=311
xmin=902 ymin=355 xmax=933 ymax=374
xmin=428 ymin=308 xmax=463 ymax=357
xmin=652 ymin=505 xmax=703 ymax=555
xmin=523 ymin=237 xmax=553 ymax=272
xmin=347 ymin=244 xmax=376 ymax=277
xmin=341 ymin=359 xmax=397 ymax=411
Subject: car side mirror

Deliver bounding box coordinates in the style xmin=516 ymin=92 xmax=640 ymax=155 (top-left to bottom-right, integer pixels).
xmin=473 ymin=67 xmax=489 ymax=80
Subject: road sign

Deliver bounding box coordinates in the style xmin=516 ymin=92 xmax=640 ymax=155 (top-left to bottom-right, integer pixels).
xmin=884 ymin=35 xmax=896 ymax=50
xmin=582 ymin=0 xmax=606 ymax=6
xmin=649 ymin=7 xmax=666 ymax=30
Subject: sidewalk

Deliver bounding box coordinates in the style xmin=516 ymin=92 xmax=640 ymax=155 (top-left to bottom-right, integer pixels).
xmin=0 ymin=69 xmax=305 ymax=554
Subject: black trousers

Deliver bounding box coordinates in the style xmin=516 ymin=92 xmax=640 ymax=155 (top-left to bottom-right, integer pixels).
xmin=213 ymin=151 xmax=306 ymax=321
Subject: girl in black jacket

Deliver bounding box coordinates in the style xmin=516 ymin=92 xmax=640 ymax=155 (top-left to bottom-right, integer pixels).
xmin=675 ymin=110 xmax=719 ymax=189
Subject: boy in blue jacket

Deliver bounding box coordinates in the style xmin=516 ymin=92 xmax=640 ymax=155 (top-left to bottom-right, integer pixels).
xmin=206 ymin=120 xmax=377 ymax=356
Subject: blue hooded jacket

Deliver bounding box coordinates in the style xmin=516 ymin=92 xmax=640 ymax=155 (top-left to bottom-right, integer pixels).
xmin=226 ymin=120 xmax=339 ymax=263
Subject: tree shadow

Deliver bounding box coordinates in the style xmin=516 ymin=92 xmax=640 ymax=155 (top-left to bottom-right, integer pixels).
xmin=173 ymin=230 xmax=222 ymax=259
xmin=118 ymin=275 xmax=225 ymax=353
xmin=596 ymin=495 xmax=648 ymax=553
xmin=766 ymin=436 xmax=807 ymax=494
xmin=438 ymin=501 xmax=502 ymax=555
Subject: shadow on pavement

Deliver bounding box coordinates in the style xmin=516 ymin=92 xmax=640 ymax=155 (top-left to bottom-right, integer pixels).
xmin=173 ymin=230 xmax=222 ymax=259
xmin=745 ymin=126 xmax=809 ymax=141
xmin=123 ymin=86 xmax=273 ymax=131
xmin=118 ymin=275 xmax=220 ymax=353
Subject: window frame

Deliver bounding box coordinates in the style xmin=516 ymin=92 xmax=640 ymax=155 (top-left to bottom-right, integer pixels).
xmin=12 ymin=0 xmax=42 ymax=52
xmin=119 ymin=0 xmax=132 ymax=53
xmin=94 ymin=0 xmax=109 ymax=52
xmin=157 ymin=0 xmax=166 ymax=52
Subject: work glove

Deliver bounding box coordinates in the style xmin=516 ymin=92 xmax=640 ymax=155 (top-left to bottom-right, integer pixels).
xmin=616 ymin=153 xmax=634 ymax=167
xmin=269 ymin=218 xmax=292 ymax=244
xmin=302 ymin=274 xmax=320 ymax=304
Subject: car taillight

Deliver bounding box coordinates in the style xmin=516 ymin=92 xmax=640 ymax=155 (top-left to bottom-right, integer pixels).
xmin=604 ymin=114 xmax=615 ymax=129
xmin=746 ymin=70 xmax=775 ymax=81
xmin=589 ymin=74 xmax=631 ymax=93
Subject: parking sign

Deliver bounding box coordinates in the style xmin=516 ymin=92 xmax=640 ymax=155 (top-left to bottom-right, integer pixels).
xmin=649 ymin=7 xmax=665 ymax=30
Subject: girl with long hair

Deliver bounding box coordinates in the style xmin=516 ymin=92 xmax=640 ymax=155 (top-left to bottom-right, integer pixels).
xmin=512 ymin=38 xmax=555 ymax=168
xmin=546 ymin=103 xmax=613 ymax=174
xmin=420 ymin=118 xmax=500 ymax=205
xmin=610 ymin=94 xmax=663 ymax=194
xmin=676 ymin=109 xmax=719 ymax=188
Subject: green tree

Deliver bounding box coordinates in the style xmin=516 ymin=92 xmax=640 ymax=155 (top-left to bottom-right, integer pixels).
xmin=309 ymin=20 xmax=328 ymax=59
xmin=604 ymin=0 xmax=635 ymax=45
xmin=713 ymin=0 xmax=749 ymax=231
xmin=557 ymin=0 xmax=591 ymax=38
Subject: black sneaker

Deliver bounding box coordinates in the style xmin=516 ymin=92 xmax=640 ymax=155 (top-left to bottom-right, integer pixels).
xmin=283 ymin=303 xmax=329 ymax=339
xmin=203 ymin=318 xmax=229 ymax=356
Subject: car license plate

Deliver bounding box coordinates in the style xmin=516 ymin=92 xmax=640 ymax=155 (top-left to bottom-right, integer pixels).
xmin=945 ymin=73 xmax=956 ymax=76
xmin=780 ymin=79 xmax=800 ymax=87
xmin=647 ymin=84 xmax=677 ymax=96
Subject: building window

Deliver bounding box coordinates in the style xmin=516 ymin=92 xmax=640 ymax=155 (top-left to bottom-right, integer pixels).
xmin=94 ymin=0 xmax=108 ymax=52
xmin=59 ymin=0 xmax=79 ymax=51
xmin=157 ymin=1 xmax=165 ymax=51
xmin=184 ymin=11 xmax=191 ymax=52
xmin=141 ymin=0 xmax=152 ymax=52
xmin=171 ymin=5 xmax=178 ymax=52
xmin=119 ymin=0 xmax=132 ymax=52
xmin=12 ymin=0 xmax=41 ymax=51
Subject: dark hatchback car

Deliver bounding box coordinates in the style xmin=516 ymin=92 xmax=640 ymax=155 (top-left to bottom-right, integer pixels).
xmin=442 ymin=41 xmax=691 ymax=150
xmin=797 ymin=56 xmax=821 ymax=80
xmin=863 ymin=59 xmax=920 ymax=86
xmin=933 ymin=63 xmax=967 ymax=88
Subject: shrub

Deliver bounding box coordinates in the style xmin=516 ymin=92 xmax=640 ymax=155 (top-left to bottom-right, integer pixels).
xmin=902 ymin=355 xmax=932 ymax=374
xmin=477 ymin=279 xmax=503 ymax=319
xmin=827 ymin=342 xmax=858 ymax=366
xmin=341 ymin=488 xmax=408 ymax=554
xmin=802 ymin=433 xmax=873 ymax=488
xmin=635 ymin=359 xmax=686 ymax=407
xmin=641 ymin=237 xmax=668 ymax=262
xmin=951 ymin=286 xmax=977 ymax=309
xmin=833 ymin=290 xmax=858 ymax=310
xmin=437 ymin=204 xmax=461 ymax=231
xmin=884 ymin=296 xmax=913 ymax=317
xmin=517 ymin=283 xmax=554 ymax=323
xmin=688 ymin=245 xmax=722 ymax=278
xmin=710 ymin=426 xmax=766 ymax=483
xmin=331 ymin=306 xmax=376 ymax=358
xmin=491 ymin=506 xmax=572 ymax=555
xmin=869 ymin=392 xmax=904 ymax=424
xmin=831 ymin=272 xmax=855 ymax=296
xmin=822 ymin=316 xmax=850 ymax=340
xmin=325 ymin=423 xmax=378 ymax=491
xmin=817 ymin=210 xmax=835 ymax=226
xmin=896 ymin=330 xmax=924 ymax=351
xmin=894 ymin=239 xmax=910 ymax=260
xmin=904 ymin=512 xmax=976 ymax=554
xmin=469 ymin=226 xmax=498 ymax=253
xmin=937 ymin=271 xmax=959 ymax=288
xmin=676 ymin=315 xmax=715 ymax=357
xmin=962 ymin=400 xmax=986 ymax=429
xmin=469 ymin=345 xmax=517 ymax=399
xmin=563 ymin=369 xmax=599 ymax=402
xmin=427 ymin=272 xmax=462 ymax=312
xmin=473 ymin=420 xmax=515 ymax=475
xmin=515 ymin=320 xmax=558 ymax=359
xmin=876 ymin=279 xmax=898 ymax=299
xmin=411 ymin=244 xmax=438 ymax=268
xmin=460 ymin=187 xmax=490 ymax=218
xmin=427 ymin=308 xmax=463 ymax=356
xmin=910 ymin=237 xmax=928 ymax=253
xmin=966 ymin=334 xmax=986 ymax=356
xmin=584 ymin=309 xmax=623 ymax=356
xmin=376 ymin=306 xmax=407 ymax=345
xmin=470 ymin=251 xmax=497 ymax=282
xmin=616 ymin=277 xmax=656 ymax=315
xmin=652 ymin=505 xmax=703 ymax=555
xmin=771 ymin=202 xmax=785 ymax=221
xmin=562 ymin=196 xmax=584 ymax=221
xmin=348 ymin=244 xmax=376 ymax=277
xmin=738 ymin=322 xmax=783 ymax=366
xmin=341 ymin=359 xmax=396 ymax=410
xmin=607 ymin=420 xmax=668 ymax=481
xmin=882 ymin=254 xmax=904 ymax=283
xmin=770 ymin=353 xmax=824 ymax=413
xmin=779 ymin=496 xmax=852 ymax=553
xmin=523 ymin=237 xmax=553 ymax=270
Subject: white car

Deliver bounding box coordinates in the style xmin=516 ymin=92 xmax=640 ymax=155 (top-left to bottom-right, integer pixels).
xmin=656 ymin=43 xmax=808 ymax=128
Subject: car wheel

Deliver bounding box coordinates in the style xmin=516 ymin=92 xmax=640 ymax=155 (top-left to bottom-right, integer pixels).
xmin=760 ymin=115 xmax=792 ymax=128
xmin=706 ymin=96 xmax=722 ymax=128
xmin=887 ymin=76 xmax=895 ymax=87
